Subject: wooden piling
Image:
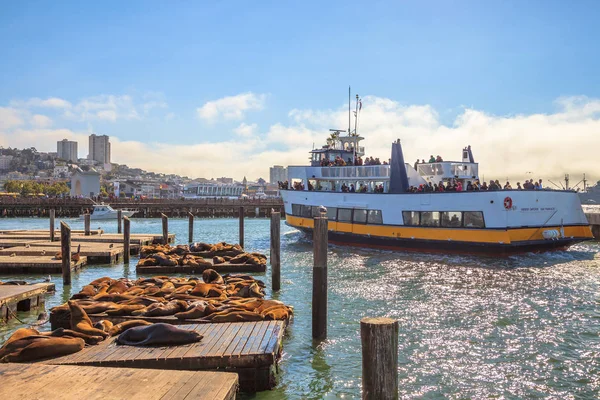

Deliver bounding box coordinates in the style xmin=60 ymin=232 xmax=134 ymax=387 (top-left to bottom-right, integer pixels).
xmin=60 ymin=221 xmax=71 ymax=285
xmin=117 ymin=210 xmax=122 ymax=234
xmin=188 ymin=212 xmax=194 ymax=243
xmin=49 ymin=209 xmax=55 ymax=242
xmin=161 ymin=213 xmax=168 ymax=245
xmin=239 ymin=206 xmax=244 ymax=248
xmin=360 ymin=317 xmax=399 ymax=400
xmin=84 ymin=213 xmax=91 ymax=236
xmin=312 ymin=214 xmax=328 ymax=339
xmin=270 ymin=211 xmax=281 ymax=292
xmin=123 ymin=216 xmax=130 ymax=263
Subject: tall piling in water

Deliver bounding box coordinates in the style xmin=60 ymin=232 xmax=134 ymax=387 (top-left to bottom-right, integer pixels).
xmin=239 ymin=206 xmax=245 ymax=248
xmin=84 ymin=213 xmax=91 ymax=236
xmin=188 ymin=212 xmax=194 ymax=243
xmin=312 ymin=213 xmax=328 ymax=339
xmin=360 ymin=317 xmax=399 ymax=400
xmin=60 ymin=221 xmax=71 ymax=285
xmin=270 ymin=211 xmax=281 ymax=292
xmin=123 ymin=216 xmax=130 ymax=263
xmin=161 ymin=213 xmax=168 ymax=245
xmin=117 ymin=210 xmax=122 ymax=234
xmin=49 ymin=209 xmax=55 ymax=242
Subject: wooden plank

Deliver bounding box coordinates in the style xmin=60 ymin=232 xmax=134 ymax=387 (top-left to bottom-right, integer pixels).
xmin=0 ymin=364 xmax=237 ymax=400
xmin=0 ymin=283 xmax=55 ymax=304
xmin=0 ymin=256 xmax=86 ymax=274
xmin=229 ymin=320 xmax=258 ymax=356
xmin=242 ymin=318 xmax=271 ymax=355
xmin=207 ymin=322 xmax=245 ymax=357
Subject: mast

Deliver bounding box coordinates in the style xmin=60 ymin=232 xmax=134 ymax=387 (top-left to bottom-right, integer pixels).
xmin=348 ymin=86 xmax=351 ymax=136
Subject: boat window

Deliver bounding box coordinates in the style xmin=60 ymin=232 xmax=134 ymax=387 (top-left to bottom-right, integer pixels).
xmin=301 ymin=205 xmax=312 ymax=218
xmin=368 ymin=210 xmax=383 ymax=224
xmin=353 ymin=209 xmax=368 ymax=224
xmin=326 ymin=207 xmax=337 ymax=221
xmin=402 ymin=211 xmax=419 ymax=226
xmin=420 ymin=212 xmax=440 ymax=227
xmin=292 ymin=204 xmax=302 ymax=216
xmin=441 ymin=211 xmax=463 ymax=228
xmin=337 ymin=208 xmax=353 ymax=222
xmin=464 ymin=211 xmax=485 ymax=228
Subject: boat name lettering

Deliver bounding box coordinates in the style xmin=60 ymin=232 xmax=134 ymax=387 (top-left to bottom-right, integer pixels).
xmin=520 ymin=207 xmax=555 ymax=212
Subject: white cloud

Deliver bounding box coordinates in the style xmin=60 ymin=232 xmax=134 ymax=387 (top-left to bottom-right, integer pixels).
xmin=11 ymin=97 xmax=72 ymax=109
xmin=2 ymin=95 xmax=600 ymax=184
xmin=234 ymin=123 xmax=258 ymax=137
xmin=30 ymin=114 xmax=53 ymax=128
xmin=0 ymin=107 xmax=24 ymax=130
xmin=196 ymin=92 xmax=266 ymax=122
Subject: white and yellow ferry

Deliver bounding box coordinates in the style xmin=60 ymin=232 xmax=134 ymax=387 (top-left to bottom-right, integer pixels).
xmin=280 ymin=131 xmax=592 ymax=254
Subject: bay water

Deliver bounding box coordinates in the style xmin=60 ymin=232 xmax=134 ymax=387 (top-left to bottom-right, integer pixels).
xmin=1 ymin=217 xmax=599 ymax=399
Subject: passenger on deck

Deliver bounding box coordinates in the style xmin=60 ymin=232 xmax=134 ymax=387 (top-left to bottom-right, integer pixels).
xmin=481 ymin=181 xmax=488 ymax=191
xmin=537 ymin=179 xmax=543 ymax=189
xmin=414 ymin=159 xmax=419 ymax=170
xmin=350 ymin=184 xmax=356 ymax=193
xmin=517 ymin=182 xmax=522 ymax=190
xmin=504 ymin=182 xmax=512 ymax=190
xmin=436 ymin=155 xmax=443 ymax=162
xmin=466 ymin=181 xmax=474 ymax=191
xmin=457 ymin=181 xmax=463 ymax=191
xmin=428 ymin=155 xmax=436 ymax=163
xmin=341 ymin=183 xmax=348 ymax=193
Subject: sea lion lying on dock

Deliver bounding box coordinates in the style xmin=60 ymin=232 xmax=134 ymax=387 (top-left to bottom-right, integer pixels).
xmin=0 ymin=336 xmax=85 ymax=362
xmin=116 ymin=323 xmax=203 ymax=346
xmin=108 ymin=320 xmax=153 ymax=336
xmin=202 ymin=269 xmax=224 ymax=284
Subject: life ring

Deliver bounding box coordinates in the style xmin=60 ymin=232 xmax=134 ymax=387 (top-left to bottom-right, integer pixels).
xmin=504 ymin=197 xmax=512 ymax=210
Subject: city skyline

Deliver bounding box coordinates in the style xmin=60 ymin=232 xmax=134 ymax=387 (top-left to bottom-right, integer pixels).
xmin=1 ymin=1 xmax=600 ymax=183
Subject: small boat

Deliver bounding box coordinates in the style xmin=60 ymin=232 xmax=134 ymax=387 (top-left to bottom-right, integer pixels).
xmin=79 ymin=204 xmax=137 ymax=220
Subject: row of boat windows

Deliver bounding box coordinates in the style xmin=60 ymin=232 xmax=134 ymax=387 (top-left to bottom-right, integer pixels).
xmin=291 ymin=204 xmax=384 ymax=224
xmin=292 ymin=204 xmax=486 ymax=228
xmin=402 ymin=211 xmax=486 ymax=228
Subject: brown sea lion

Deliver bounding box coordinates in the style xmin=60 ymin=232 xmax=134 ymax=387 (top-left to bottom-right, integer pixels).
xmin=137 ymin=258 xmax=158 ymax=266
xmin=210 ymin=311 xmax=264 ymax=323
xmin=0 ymin=336 xmax=85 ymax=362
xmin=68 ymin=300 xmax=109 ymax=338
xmin=107 ymin=280 xmax=129 ymax=294
xmin=47 ymin=328 xmax=104 ymax=345
xmin=81 ymin=302 xmax=118 ymax=315
xmin=133 ymin=300 xmax=187 ymax=317
xmin=108 ymin=320 xmax=153 ymax=336
xmin=92 ymin=293 xmax=135 ymax=303
xmin=71 ymin=285 xmax=96 ymax=299
xmin=261 ymin=306 xmax=291 ymax=320
xmin=190 ymin=283 xmax=224 ymax=297
xmin=93 ymin=320 xmax=114 ymax=332
xmin=202 ymin=269 xmax=224 ymax=284
xmin=89 ymin=277 xmax=113 ymax=286
xmin=212 ymin=256 xmax=225 ymax=265
xmin=105 ymin=304 xmax=146 ymax=316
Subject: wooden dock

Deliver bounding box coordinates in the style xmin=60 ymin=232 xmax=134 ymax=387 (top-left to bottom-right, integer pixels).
xmin=0 ymin=256 xmax=86 ymax=274
xmin=0 ymin=283 xmax=55 ymax=322
xmin=0 ymin=364 xmax=238 ymax=400
xmin=0 ymin=242 xmax=127 ymax=264
xmin=40 ymin=321 xmax=285 ymax=392
xmin=136 ymin=262 xmax=266 ymax=274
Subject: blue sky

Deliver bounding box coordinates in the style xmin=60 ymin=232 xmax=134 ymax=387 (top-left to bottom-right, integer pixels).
xmin=1 ymin=1 xmax=600 ymax=180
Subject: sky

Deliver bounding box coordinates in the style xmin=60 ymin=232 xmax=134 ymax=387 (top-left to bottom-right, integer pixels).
xmin=1 ymin=0 xmax=600 ymax=187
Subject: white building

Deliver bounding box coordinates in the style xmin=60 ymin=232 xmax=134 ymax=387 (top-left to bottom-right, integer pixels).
xmin=53 ymin=165 xmax=69 ymax=178
xmin=88 ymin=134 xmax=111 ymax=164
xmin=57 ymin=139 xmax=78 ymax=162
xmin=0 ymin=155 xmax=13 ymax=171
xmin=269 ymin=165 xmax=287 ymax=184
xmin=183 ymin=182 xmax=244 ymax=198
xmin=70 ymin=169 xmax=101 ymax=197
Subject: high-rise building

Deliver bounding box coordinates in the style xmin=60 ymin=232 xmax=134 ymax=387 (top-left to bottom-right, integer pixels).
xmin=269 ymin=165 xmax=287 ymax=184
xmin=57 ymin=139 xmax=78 ymax=162
xmin=88 ymin=134 xmax=111 ymax=164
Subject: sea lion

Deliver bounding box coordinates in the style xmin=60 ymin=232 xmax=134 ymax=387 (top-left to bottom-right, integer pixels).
xmin=190 ymin=283 xmax=224 ymax=297
xmin=68 ymin=300 xmax=109 ymax=338
xmin=210 ymin=311 xmax=265 ymax=323
xmin=174 ymin=301 xmax=216 ymax=320
xmin=105 ymin=304 xmax=146 ymax=316
xmin=108 ymin=320 xmax=152 ymax=336
xmin=81 ymin=302 xmax=119 ymax=315
xmin=202 ymin=269 xmax=224 ymax=284
xmin=92 ymin=293 xmax=135 ymax=303
xmin=47 ymin=328 xmax=104 ymax=345
xmin=107 ymin=280 xmax=129 ymax=294
xmin=89 ymin=277 xmax=112 ymax=286
xmin=71 ymin=285 xmax=96 ymax=299
xmin=0 ymin=336 xmax=85 ymax=362
xmin=116 ymin=323 xmax=203 ymax=346
xmin=94 ymin=320 xmax=114 ymax=332
xmin=133 ymin=300 xmax=187 ymax=317
xmin=212 ymin=256 xmax=225 ymax=265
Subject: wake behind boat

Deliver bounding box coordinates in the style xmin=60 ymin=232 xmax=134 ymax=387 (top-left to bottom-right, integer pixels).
xmin=280 ymin=96 xmax=592 ymax=254
xmin=79 ymin=204 xmax=137 ymax=220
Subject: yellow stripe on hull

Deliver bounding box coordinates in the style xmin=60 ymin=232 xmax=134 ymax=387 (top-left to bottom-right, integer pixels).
xmin=286 ymin=215 xmax=593 ymax=244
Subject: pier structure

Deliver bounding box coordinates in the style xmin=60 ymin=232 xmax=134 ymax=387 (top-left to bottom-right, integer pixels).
xmin=0 ymin=283 xmax=55 ymax=322
xmin=0 ymin=197 xmax=284 ymax=218
xmin=585 ymin=212 xmax=600 ymax=238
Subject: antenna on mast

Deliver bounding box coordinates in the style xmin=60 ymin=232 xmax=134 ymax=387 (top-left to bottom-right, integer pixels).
xmin=348 ymin=86 xmax=351 ymax=135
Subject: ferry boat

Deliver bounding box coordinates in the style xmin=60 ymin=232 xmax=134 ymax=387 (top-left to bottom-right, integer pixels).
xmin=79 ymin=204 xmax=137 ymax=220
xmin=280 ymin=130 xmax=593 ymax=254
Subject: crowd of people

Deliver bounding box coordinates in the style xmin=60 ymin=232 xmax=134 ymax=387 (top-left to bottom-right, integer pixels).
xmin=406 ymin=178 xmax=545 ymax=193
xmin=320 ymin=155 xmax=387 ymax=167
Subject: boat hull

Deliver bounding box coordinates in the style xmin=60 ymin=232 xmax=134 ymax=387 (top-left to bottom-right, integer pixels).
xmin=281 ymin=189 xmax=594 ymax=254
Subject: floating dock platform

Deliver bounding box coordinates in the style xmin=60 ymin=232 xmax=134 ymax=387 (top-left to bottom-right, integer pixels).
xmin=39 ymin=321 xmax=285 ymax=392
xmin=136 ymin=262 xmax=266 ymax=274
xmin=0 ymin=283 xmax=55 ymax=322
xmin=0 ymin=364 xmax=238 ymax=400
xmin=0 ymin=256 xmax=86 ymax=274
xmin=0 ymin=242 xmax=127 ymax=264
